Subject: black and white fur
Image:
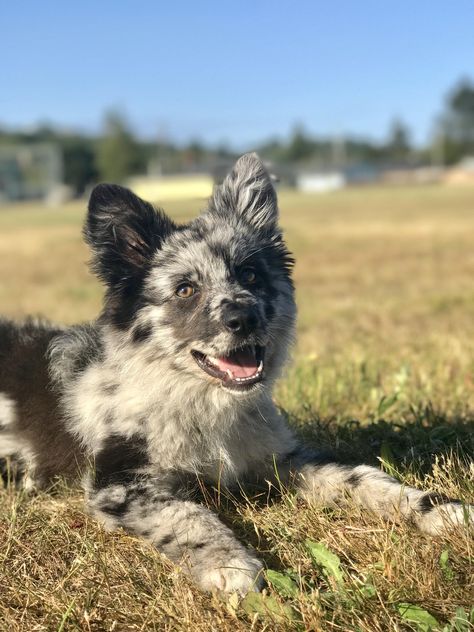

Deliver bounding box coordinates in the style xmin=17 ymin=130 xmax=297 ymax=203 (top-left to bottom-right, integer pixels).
xmin=0 ymin=154 xmax=471 ymax=593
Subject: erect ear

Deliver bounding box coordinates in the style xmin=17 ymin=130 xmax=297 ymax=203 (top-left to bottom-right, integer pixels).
xmin=209 ymin=153 xmax=278 ymax=231
xmin=84 ymin=184 xmax=175 ymax=288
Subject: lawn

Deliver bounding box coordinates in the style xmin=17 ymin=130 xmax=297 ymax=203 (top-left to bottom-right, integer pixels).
xmin=0 ymin=185 xmax=473 ymax=630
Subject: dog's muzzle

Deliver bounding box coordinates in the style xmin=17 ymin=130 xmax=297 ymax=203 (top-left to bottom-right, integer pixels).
xmin=221 ymin=302 xmax=259 ymax=338
xmin=191 ymin=345 xmax=265 ymax=391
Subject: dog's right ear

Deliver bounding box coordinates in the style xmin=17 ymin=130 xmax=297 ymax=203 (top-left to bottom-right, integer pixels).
xmin=209 ymin=153 xmax=278 ymax=232
xmin=84 ymin=184 xmax=175 ymax=289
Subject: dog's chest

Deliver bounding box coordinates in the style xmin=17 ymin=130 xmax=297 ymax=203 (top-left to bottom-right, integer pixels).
xmin=66 ymin=361 xmax=287 ymax=483
xmin=144 ymin=405 xmax=279 ymax=484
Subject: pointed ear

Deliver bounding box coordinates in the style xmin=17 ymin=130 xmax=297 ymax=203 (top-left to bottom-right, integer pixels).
xmin=84 ymin=184 xmax=175 ymax=288
xmin=209 ymin=153 xmax=278 ymax=230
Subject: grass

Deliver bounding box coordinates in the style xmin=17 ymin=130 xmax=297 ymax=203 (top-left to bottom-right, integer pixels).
xmin=0 ymin=184 xmax=473 ymax=631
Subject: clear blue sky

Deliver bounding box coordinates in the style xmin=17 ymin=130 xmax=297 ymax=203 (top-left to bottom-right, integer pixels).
xmin=1 ymin=1 xmax=473 ymax=148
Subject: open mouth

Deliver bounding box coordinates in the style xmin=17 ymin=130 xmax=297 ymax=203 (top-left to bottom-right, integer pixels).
xmin=191 ymin=345 xmax=265 ymax=390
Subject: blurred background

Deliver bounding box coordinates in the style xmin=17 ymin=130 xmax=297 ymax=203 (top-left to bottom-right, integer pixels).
xmin=1 ymin=2 xmax=474 ymax=202
xmin=1 ymin=1 xmax=474 ymax=419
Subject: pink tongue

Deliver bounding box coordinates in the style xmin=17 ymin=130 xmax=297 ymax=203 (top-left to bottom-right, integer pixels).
xmin=216 ymin=349 xmax=258 ymax=378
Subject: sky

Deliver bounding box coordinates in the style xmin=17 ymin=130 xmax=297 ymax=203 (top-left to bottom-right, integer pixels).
xmin=1 ymin=1 xmax=473 ymax=148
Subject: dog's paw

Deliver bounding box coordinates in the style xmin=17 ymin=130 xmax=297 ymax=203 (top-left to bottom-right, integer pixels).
xmin=194 ymin=553 xmax=264 ymax=594
xmin=417 ymin=501 xmax=472 ymax=535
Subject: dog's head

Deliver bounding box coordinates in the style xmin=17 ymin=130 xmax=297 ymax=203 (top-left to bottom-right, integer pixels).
xmin=85 ymin=153 xmax=296 ymax=395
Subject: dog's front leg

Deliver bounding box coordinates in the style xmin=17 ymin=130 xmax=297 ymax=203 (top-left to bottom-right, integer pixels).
xmin=279 ymin=447 xmax=472 ymax=535
xmin=87 ymin=472 xmax=263 ymax=594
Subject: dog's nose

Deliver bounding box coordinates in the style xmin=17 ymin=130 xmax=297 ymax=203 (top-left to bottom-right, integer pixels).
xmin=222 ymin=303 xmax=258 ymax=336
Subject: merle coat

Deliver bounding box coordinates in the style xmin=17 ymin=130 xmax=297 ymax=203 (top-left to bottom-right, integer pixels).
xmin=0 ymin=154 xmax=471 ymax=593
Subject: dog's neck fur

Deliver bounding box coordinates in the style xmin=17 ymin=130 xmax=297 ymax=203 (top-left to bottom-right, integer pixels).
xmin=60 ymin=322 xmax=295 ymax=485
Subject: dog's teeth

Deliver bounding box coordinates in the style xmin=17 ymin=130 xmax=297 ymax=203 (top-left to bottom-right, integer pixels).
xmin=192 ymin=346 xmax=265 ymax=388
xmin=234 ymin=374 xmax=258 ymax=383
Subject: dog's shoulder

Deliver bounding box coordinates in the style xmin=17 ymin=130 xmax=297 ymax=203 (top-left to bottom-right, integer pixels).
xmin=0 ymin=315 xmax=61 ymax=347
xmin=48 ymin=322 xmax=104 ymax=389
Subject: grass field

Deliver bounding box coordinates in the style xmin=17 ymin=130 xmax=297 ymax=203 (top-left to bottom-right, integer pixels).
xmin=0 ymin=185 xmax=473 ymax=631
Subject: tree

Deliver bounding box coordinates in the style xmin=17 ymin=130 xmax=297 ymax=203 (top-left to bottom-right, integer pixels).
xmin=436 ymin=78 xmax=474 ymax=164
xmin=386 ymin=118 xmax=411 ymax=164
xmin=62 ymin=138 xmax=98 ymax=195
xmin=445 ymin=79 xmax=474 ymax=141
xmin=285 ymin=124 xmax=315 ymax=162
xmin=96 ymin=111 xmax=142 ymax=183
xmin=184 ymin=139 xmax=205 ymax=167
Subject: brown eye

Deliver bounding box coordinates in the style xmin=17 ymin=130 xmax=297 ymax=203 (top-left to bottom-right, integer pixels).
xmin=176 ymin=283 xmax=195 ymax=298
xmin=241 ymin=268 xmax=257 ymax=284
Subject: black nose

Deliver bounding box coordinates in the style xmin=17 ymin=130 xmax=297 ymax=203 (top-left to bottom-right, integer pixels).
xmin=222 ymin=303 xmax=259 ymax=336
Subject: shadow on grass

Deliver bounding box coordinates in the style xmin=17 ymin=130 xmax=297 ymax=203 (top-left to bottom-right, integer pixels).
xmin=222 ymin=403 xmax=474 ymax=571
xmin=289 ymin=403 xmax=474 ymax=473
xmin=2 ymin=404 xmax=472 ymax=581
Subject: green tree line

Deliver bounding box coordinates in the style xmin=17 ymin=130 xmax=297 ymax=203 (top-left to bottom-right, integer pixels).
xmin=0 ymin=78 xmax=473 ymax=196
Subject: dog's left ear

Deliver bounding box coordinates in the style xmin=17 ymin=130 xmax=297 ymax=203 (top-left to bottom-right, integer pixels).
xmin=85 ymin=184 xmax=175 ymax=289
xmin=209 ymin=153 xmax=278 ymax=231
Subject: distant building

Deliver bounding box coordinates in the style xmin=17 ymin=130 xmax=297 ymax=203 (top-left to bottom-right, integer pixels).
xmin=127 ymin=173 xmax=214 ymax=202
xmin=381 ymin=166 xmax=443 ymax=185
xmin=295 ymin=163 xmax=381 ymax=193
xmin=296 ymin=171 xmax=346 ymax=193
xmin=0 ymin=144 xmax=62 ymax=202
xmin=443 ymin=157 xmax=474 ymax=185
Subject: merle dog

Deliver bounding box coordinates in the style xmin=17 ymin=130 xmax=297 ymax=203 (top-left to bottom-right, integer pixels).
xmin=0 ymin=154 xmax=471 ymax=593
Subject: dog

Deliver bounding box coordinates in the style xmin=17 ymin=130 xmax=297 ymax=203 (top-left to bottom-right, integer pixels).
xmin=0 ymin=153 xmax=471 ymax=593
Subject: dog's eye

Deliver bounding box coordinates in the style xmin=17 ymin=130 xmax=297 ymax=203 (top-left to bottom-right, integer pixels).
xmin=176 ymin=283 xmax=195 ymax=298
xmin=241 ymin=268 xmax=257 ymax=285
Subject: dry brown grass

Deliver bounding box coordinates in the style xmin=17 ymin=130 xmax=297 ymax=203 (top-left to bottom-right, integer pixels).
xmin=0 ymin=185 xmax=473 ymax=631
